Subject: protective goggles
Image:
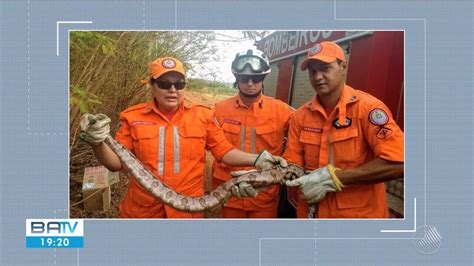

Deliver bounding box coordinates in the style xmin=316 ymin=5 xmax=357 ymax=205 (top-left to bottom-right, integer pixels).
xmin=237 ymin=75 xmax=265 ymax=83
xmin=154 ymin=80 xmax=186 ymax=90
xmin=232 ymin=56 xmax=269 ymax=73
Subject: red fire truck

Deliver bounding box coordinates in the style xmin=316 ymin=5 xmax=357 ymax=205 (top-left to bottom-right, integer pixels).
xmin=257 ymin=31 xmax=405 ymax=217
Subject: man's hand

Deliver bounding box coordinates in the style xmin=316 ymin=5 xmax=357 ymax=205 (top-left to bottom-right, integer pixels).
xmin=79 ymin=113 xmax=111 ymax=146
xmin=285 ymin=165 xmax=344 ymax=204
xmin=254 ymin=150 xmax=288 ymax=171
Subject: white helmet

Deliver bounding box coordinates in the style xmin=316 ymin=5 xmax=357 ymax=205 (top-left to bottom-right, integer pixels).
xmin=231 ymin=49 xmax=271 ymax=75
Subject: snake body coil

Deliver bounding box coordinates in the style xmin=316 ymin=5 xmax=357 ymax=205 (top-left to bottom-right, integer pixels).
xmin=105 ymin=136 xmax=305 ymax=213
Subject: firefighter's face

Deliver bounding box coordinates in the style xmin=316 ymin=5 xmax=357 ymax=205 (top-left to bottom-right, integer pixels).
xmin=151 ymin=72 xmax=185 ymax=113
xmin=308 ymin=60 xmax=346 ymax=97
xmin=237 ymin=75 xmax=264 ymax=98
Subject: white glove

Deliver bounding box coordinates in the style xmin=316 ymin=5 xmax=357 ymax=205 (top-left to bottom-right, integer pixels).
xmin=79 ymin=113 xmax=111 ymax=146
xmin=254 ymin=150 xmax=288 ymax=171
xmin=285 ymin=165 xmax=344 ymax=204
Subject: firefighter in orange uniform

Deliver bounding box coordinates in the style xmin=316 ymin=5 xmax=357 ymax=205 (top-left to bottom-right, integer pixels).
xmin=212 ymin=49 xmax=294 ymax=218
xmin=79 ymin=57 xmax=287 ymax=218
xmin=283 ymin=42 xmax=404 ymax=218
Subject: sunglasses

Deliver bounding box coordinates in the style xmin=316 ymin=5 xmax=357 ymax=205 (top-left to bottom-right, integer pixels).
xmin=237 ymin=75 xmax=265 ymax=83
xmin=154 ymin=80 xmax=186 ymax=90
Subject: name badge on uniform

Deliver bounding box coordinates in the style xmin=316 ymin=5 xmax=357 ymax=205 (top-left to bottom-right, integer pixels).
xmin=223 ymin=119 xmax=241 ymax=125
xmin=131 ymin=121 xmax=156 ymax=126
xmin=303 ymin=127 xmax=322 ymax=133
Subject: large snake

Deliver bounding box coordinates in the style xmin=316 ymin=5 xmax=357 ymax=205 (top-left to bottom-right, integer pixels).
xmin=105 ymin=136 xmax=306 ymax=213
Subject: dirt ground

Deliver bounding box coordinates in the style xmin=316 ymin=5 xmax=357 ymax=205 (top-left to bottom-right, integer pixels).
xmin=69 ymin=91 xmax=231 ymax=219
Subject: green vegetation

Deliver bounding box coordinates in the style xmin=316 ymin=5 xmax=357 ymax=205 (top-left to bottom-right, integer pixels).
xmin=70 ymin=85 xmax=103 ymax=113
xmin=186 ymin=78 xmax=236 ymax=96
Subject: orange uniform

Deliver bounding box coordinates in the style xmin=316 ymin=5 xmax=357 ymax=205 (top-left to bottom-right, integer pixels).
xmin=212 ymin=94 xmax=293 ymax=218
xmin=284 ymin=85 xmax=404 ymax=218
xmin=115 ymin=100 xmax=234 ymax=218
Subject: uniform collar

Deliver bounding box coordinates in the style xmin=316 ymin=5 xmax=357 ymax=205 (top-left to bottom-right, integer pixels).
xmin=307 ymin=85 xmax=359 ymax=125
xmin=307 ymin=85 xmax=359 ymax=110
xmin=336 ymin=84 xmax=359 ymax=107
xmin=233 ymin=94 xmax=265 ymax=109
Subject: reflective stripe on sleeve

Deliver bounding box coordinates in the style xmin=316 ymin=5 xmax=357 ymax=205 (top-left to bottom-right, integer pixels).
xmin=173 ymin=126 xmax=180 ymax=174
xmin=158 ymin=126 xmax=165 ymax=176
xmin=250 ymin=127 xmax=255 ymax=154
xmin=240 ymin=125 xmax=246 ymax=151
xmin=328 ymin=133 xmax=334 ymax=165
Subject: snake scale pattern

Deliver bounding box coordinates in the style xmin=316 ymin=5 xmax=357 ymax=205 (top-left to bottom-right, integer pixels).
xmin=105 ymin=136 xmax=305 ymax=213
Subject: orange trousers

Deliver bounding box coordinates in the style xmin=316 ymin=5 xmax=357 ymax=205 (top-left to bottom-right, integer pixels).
xmin=221 ymin=206 xmax=277 ymax=218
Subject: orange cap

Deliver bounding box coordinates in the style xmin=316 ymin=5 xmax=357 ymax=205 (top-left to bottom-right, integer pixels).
xmin=300 ymin=41 xmax=346 ymax=70
xmin=149 ymin=57 xmax=186 ymax=79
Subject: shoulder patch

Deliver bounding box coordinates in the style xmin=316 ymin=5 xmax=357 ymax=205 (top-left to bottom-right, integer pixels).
xmin=368 ymin=108 xmax=389 ymax=126
xmin=376 ymin=127 xmax=393 ymax=139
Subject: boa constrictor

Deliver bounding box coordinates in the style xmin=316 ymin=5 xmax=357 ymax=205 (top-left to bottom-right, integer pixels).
xmin=105 ymin=136 xmax=306 ymax=213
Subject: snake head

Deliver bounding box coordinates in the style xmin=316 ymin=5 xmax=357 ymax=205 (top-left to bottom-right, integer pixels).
xmin=282 ymin=164 xmax=306 ymax=181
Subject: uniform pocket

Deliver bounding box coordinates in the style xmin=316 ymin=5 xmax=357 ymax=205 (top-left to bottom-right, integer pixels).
xmin=335 ymin=186 xmax=372 ymax=211
xmin=299 ymin=131 xmax=322 ymax=145
xmin=221 ymin=122 xmax=241 ymax=147
xmin=255 ymin=125 xmax=279 ymax=151
xmin=299 ymin=131 xmax=321 ymax=167
xmin=330 ymin=128 xmax=363 ymax=166
xmin=179 ymin=126 xmax=206 ymax=159
xmin=330 ymin=128 xmax=358 ymax=143
xmin=130 ymin=125 xmax=159 ymax=162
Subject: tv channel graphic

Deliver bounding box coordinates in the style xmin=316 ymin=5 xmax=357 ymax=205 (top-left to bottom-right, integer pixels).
xmin=25 ymin=219 xmax=84 ymax=248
